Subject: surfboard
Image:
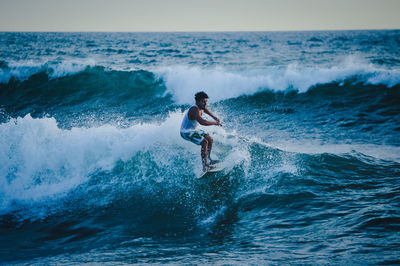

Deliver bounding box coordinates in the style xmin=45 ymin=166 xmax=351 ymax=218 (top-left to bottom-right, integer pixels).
xmin=197 ymin=166 xmax=224 ymax=179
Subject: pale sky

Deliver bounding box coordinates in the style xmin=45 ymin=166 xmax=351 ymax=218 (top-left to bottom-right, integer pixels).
xmin=0 ymin=0 xmax=399 ymax=32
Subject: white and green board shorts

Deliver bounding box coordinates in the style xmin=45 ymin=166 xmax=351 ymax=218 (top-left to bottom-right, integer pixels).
xmin=180 ymin=130 xmax=208 ymax=145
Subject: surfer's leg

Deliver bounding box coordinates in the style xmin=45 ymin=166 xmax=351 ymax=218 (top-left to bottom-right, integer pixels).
xmin=204 ymin=135 xmax=219 ymax=164
xmin=204 ymin=135 xmax=213 ymax=157
xmin=201 ymin=138 xmax=209 ymax=171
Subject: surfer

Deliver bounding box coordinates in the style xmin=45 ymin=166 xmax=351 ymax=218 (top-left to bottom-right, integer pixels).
xmin=180 ymin=91 xmax=222 ymax=172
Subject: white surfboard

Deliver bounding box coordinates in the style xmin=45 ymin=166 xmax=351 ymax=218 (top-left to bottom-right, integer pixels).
xmin=197 ymin=166 xmax=224 ymax=179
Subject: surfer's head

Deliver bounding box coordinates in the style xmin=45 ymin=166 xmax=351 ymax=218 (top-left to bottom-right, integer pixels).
xmin=195 ymin=91 xmax=209 ymax=109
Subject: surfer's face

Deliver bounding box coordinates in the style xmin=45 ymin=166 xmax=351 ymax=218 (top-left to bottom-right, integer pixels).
xmin=197 ymin=98 xmax=208 ymax=109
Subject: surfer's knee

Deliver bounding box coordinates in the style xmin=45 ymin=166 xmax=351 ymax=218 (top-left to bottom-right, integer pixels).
xmin=205 ymin=135 xmax=213 ymax=144
xmin=201 ymin=138 xmax=208 ymax=147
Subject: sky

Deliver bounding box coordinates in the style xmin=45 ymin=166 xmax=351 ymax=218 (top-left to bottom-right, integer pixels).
xmin=0 ymin=0 xmax=399 ymax=32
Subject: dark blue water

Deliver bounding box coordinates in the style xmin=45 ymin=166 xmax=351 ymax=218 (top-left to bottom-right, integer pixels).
xmin=0 ymin=31 xmax=399 ymax=264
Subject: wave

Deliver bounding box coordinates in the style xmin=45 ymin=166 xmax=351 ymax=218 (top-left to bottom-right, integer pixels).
xmin=156 ymin=62 xmax=400 ymax=104
xmin=0 ymin=112 xmax=252 ymax=222
xmin=0 ymin=112 xmax=183 ymax=215
xmin=2 ymin=67 xmax=398 ymax=116
xmin=0 ymin=66 xmax=169 ymax=119
xmin=1 ymin=59 xmax=400 ymax=105
xmin=1 ymin=112 xmax=399 ymax=223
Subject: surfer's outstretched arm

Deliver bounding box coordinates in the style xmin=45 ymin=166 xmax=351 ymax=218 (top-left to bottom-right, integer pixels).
xmin=204 ymin=107 xmax=222 ymax=126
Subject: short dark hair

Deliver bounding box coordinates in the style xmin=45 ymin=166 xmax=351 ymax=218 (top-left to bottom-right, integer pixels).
xmin=195 ymin=91 xmax=208 ymax=101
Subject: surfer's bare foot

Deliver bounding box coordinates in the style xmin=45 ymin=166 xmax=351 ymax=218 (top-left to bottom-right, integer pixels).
xmin=209 ymin=159 xmax=220 ymax=165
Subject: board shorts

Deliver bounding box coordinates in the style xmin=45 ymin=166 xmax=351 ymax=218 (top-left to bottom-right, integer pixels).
xmin=180 ymin=130 xmax=208 ymax=145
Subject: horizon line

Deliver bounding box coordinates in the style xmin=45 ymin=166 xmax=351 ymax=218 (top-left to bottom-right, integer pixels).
xmin=1 ymin=28 xmax=399 ymax=33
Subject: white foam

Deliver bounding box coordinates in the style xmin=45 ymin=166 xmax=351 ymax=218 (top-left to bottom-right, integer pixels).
xmin=47 ymin=59 xmax=97 ymax=78
xmin=156 ymin=66 xmax=269 ymax=104
xmin=155 ymin=58 xmax=400 ymax=104
xmin=0 ymin=112 xmax=188 ymax=213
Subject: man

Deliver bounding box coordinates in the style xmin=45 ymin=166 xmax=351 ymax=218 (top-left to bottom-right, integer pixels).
xmin=180 ymin=91 xmax=222 ymax=172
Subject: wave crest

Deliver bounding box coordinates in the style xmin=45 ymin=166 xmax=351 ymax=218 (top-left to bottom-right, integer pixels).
xmin=156 ymin=62 xmax=400 ymax=104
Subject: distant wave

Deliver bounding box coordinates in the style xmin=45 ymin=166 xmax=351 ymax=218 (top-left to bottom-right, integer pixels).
xmin=0 ymin=59 xmax=97 ymax=83
xmin=156 ymin=63 xmax=400 ymax=104
xmin=1 ymin=59 xmax=400 ymax=106
xmin=0 ymin=65 xmax=167 ymax=116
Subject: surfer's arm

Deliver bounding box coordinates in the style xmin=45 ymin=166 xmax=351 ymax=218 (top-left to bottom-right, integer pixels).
xmin=196 ymin=114 xmax=219 ymax=126
xmin=204 ymin=107 xmax=221 ymax=126
xmin=189 ymin=107 xmax=220 ymax=126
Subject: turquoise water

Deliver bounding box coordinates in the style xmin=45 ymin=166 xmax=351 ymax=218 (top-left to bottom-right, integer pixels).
xmin=0 ymin=31 xmax=399 ymax=264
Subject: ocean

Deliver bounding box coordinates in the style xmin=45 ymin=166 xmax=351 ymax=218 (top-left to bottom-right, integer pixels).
xmin=0 ymin=31 xmax=399 ymax=264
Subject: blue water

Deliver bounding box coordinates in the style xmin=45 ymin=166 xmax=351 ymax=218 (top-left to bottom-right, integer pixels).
xmin=0 ymin=31 xmax=400 ymax=264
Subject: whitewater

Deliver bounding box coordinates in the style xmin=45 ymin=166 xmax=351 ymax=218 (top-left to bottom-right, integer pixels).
xmin=0 ymin=31 xmax=399 ymax=264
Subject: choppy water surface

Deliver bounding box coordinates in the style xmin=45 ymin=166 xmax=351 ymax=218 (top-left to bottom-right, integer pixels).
xmin=0 ymin=31 xmax=399 ymax=264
